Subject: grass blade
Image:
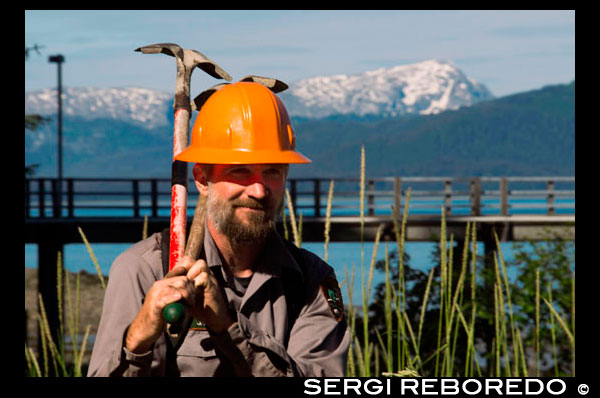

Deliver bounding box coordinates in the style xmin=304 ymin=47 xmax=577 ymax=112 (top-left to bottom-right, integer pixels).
xmin=494 ymin=231 xmax=519 ymax=376
xmin=417 ymin=267 xmax=435 ymax=351
xmin=542 ymin=297 xmax=575 ymax=347
xmin=38 ymin=293 xmax=67 ymax=376
xmin=353 ymin=336 xmax=366 ymax=376
xmin=374 ymin=328 xmax=389 ymax=371
xmin=535 ymin=267 xmax=541 ymax=376
xmin=516 ymin=327 xmax=528 ymax=377
xmin=56 ymin=251 xmax=64 ymax=358
xmin=298 ymin=212 xmax=303 ymax=247
xmin=285 ymin=189 xmax=300 ymax=247
xmin=142 ymin=214 xmax=148 ymax=240
xmin=547 ymin=284 xmax=559 ymax=376
xmin=64 ymin=267 xmax=80 ymax=372
xmin=77 ymin=227 xmax=106 ymax=290
xmin=435 ymin=206 xmax=447 ymax=376
xmin=347 ymin=338 xmax=356 ymax=377
xmin=383 ymin=241 xmax=393 ymax=373
xmin=324 ymin=179 xmax=334 ymax=262
xmin=76 ymin=324 xmax=92 ymax=376
xmin=25 ymin=343 xmax=42 ymax=377
xmin=367 ymin=224 xmax=384 ymax=300
xmin=402 ymin=310 xmax=419 ymax=362
xmin=362 ymin=223 xmax=383 ymax=376
xmin=571 ymin=271 xmax=575 ymax=376
xmin=281 ymin=204 xmax=288 ymax=241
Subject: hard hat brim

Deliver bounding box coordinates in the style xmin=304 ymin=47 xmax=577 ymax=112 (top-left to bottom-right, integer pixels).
xmin=174 ymin=146 xmax=312 ymax=164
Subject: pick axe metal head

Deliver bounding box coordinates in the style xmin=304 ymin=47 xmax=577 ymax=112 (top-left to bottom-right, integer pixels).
xmin=191 ymin=83 xmax=230 ymax=112
xmin=135 ymin=43 xmax=232 ymax=82
xmin=239 ymin=75 xmax=289 ymax=93
xmin=190 ymin=76 xmax=290 ymax=112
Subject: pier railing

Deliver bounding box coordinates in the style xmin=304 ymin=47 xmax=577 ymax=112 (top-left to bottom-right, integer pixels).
xmin=25 ymin=176 xmax=575 ymax=219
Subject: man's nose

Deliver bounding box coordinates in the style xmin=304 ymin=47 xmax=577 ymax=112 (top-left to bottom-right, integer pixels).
xmin=246 ymin=180 xmax=269 ymax=199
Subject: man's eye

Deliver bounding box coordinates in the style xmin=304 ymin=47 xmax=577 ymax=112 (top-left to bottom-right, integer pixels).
xmin=265 ymin=169 xmax=283 ymax=177
xmin=230 ymin=168 xmax=250 ymax=175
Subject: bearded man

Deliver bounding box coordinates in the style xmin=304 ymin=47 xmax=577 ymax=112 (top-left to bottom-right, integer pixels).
xmin=87 ymin=82 xmax=349 ymax=377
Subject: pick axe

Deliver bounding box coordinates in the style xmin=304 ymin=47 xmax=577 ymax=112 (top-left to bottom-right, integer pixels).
xmin=135 ymin=43 xmax=232 ymax=327
xmin=158 ymin=75 xmax=291 ymax=332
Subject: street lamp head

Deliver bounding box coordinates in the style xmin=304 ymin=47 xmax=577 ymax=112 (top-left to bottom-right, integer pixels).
xmin=48 ymin=54 xmax=65 ymax=63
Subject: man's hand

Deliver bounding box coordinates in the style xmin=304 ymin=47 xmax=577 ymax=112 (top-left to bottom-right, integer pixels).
xmin=125 ymin=266 xmax=193 ymax=354
xmin=185 ymin=257 xmax=234 ymax=334
xmin=125 ymin=256 xmax=234 ymax=354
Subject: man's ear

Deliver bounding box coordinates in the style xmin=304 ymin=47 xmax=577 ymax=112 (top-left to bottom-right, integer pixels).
xmin=193 ymin=163 xmax=209 ymax=197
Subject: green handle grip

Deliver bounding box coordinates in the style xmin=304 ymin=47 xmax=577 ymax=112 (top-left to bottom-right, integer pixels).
xmin=163 ymin=301 xmax=185 ymax=324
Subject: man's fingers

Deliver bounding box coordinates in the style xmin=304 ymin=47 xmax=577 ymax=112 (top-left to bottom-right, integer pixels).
xmin=166 ymin=276 xmax=189 ymax=290
xmin=157 ymin=290 xmax=182 ymax=309
xmin=194 ymin=271 xmax=210 ymax=289
xmin=164 ymin=265 xmax=187 ymax=278
xmin=187 ymin=258 xmax=210 ymax=281
xmin=150 ymin=276 xmax=193 ymax=309
xmin=165 ymin=255 xmax=197 ymax=278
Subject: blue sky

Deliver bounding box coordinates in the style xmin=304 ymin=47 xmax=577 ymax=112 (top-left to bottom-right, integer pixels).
xmin=25 ymin=10 xmax=574 ymax=98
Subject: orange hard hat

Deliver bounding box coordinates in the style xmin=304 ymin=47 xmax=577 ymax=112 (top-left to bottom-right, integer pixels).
xmin=175 ymin=82 xmax=311 ymax=164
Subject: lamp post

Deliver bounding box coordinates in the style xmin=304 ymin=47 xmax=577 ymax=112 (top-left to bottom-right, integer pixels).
xmin=39 ymin=54 xmax=65 ymax=366
xmin=48 ymin=54 xmax=65 ymax=182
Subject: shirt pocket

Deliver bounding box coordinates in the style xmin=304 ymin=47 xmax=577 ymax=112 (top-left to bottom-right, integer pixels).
xmin=176 ymin=330 xmax=217 ymax=358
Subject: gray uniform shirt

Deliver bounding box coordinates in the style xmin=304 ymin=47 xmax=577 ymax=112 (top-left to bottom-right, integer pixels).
xmin=87 ymin=225 xmax=349 ymax=377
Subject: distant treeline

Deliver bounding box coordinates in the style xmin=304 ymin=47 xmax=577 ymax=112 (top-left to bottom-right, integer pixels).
xmin=290 ymin=81 xmax=574 ymax=178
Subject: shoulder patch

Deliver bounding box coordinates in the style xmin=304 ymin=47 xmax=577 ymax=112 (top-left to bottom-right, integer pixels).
xmin=320 ymin=276 xmax=344 ymax=322
xmin=190 ymin=318 xmax=207 ymax=331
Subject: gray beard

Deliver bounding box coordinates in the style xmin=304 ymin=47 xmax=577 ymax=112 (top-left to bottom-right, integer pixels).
xmin=206 ymin=187 xmax=283 ymax=246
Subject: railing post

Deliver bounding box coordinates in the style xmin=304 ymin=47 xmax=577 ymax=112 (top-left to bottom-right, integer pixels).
xmin=444 ymin=179 xmax=452 ymax=215
xmin=470 ymin=177 xmax=481 ymax=216
xmin=314 ymin=179 xmax=321 ymax=217
xmin=151 ymin=179 xmax=158 ymax=217
xmin=39 ymin=179 xmax=45 ymax=218
xmin=52 ymin=179 xmax=61 ymax=218
xmin=394 ymin=177 xmax=402 ymax=216
xmin=133 ymin=180 xmax=140 ymax=218
xmin=25 ymin=179 xmax=31 ymax=218
xmin=67 ymin=178 xmax=74 ymax=218
xmin=367 ymin=180 xmax=375 ymax=216
xmin=290 ymin=179 xmax=297 ymax=216
xmin=500 ymin=178 xmax=508 ymax=216
xmin=547 ymin=180 xmax=555 ymax=215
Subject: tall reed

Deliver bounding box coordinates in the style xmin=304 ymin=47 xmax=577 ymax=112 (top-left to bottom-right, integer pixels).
xmin=324 ymin=179 xmax=335 ymax=262
xmin=78 ymin=227 xmax=106 ymax=290
xmin=25 ymin=227 xmax=108 ymax=376
xmin=285 ymin=189 xmax=301 ymax=248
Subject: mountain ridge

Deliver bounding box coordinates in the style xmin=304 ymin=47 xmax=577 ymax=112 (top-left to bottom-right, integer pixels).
xmin=280 ymin=59 xmax=493 ymax=118
xmin=25 ymin=59 xmax=493 ymax=124
xmin=25 ymin=66 xmax=573 ymax=178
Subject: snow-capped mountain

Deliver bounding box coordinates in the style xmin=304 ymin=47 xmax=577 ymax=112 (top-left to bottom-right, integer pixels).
xmin=25 ymin=60 xmax=496 ymax=177
xmin=25 ymin=86 xmax=173 ymax=129
xmin=279 ymin=59 xmax=493 ymax=118
xmin=25 ymin=59 xmax=493 ymax=125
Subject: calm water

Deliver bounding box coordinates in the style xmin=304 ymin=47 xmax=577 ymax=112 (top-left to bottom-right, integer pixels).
xmin=28 ymin=197 xmax=575 ymax=218
xmin=25 ymin=238 xmax=548 ymax=305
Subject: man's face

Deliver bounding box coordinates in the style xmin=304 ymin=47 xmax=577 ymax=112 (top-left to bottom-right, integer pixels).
xmin=200 ymin=164 xmax=288 ymax=245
